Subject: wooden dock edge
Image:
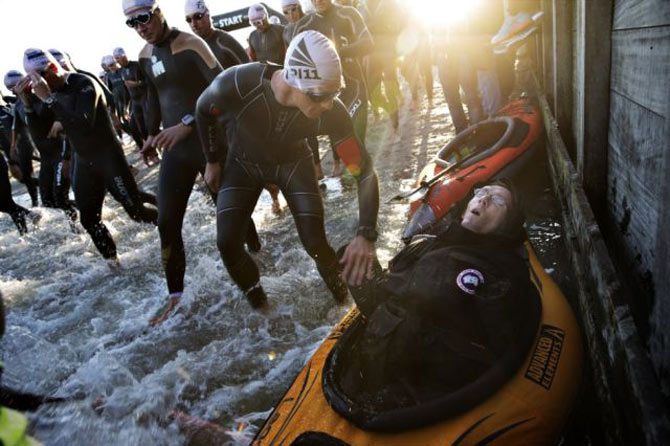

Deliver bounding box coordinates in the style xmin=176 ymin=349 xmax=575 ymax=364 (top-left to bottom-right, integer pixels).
xmin=536 ymin=88 xmax=670 ymax=444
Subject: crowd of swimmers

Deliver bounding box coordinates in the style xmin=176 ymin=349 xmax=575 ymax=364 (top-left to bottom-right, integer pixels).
xmin=0 ymin=0 xmax=543 ymax=442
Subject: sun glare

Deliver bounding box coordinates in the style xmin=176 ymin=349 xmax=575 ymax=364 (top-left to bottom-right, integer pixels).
xmin=405 ymin=0 xmax=479 ymax=26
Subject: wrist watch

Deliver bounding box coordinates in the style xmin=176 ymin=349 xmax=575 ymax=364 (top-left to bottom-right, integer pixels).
xmin=44 ymin=95 xmax=56 ymax=107
xmin=181 ymin=114 xmax=195 ymax=127
xmin=357 ymin=226 xmax=378 ymax=242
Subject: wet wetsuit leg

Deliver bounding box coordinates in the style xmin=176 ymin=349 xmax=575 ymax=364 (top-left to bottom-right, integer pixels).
xmin=16 ymin=144 xmax=38 ymax=206
xmin=438 ymin=55 xmax=468 ymax=133
xmin=276 ymin=155 xmax=341 ymax=294
xmin=216 ymin=158 xmax=264 ymax=291
xmin=104 ymin=146 xmax=157 ymax=225
xmin=73 ymin=158 xmax=117 ymax=258
xmin=157 ymin=149 xmax=202 ymax=294
xmin=1 ymin=155 xmax=30 ymax=234
xmin=54 ymin=141 xmax=78 ymax=223
xmin=38 ymin=155 xmax=58 ymax=207
xmin=131 ymin=103 xmax=148 ymax=140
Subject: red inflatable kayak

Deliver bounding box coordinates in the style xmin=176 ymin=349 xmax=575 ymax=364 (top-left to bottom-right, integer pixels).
xmin=399 ymin=99 xmax=542 ymax=240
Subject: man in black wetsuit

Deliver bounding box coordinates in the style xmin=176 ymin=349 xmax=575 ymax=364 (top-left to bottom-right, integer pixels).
xmin=247 ymin=3 xmax=286 ymax=65
xmin=11 ymin=69 xmax=77 ymax=224
xmin=17 ymin=48 xmax=157 ymax=265
xmin=114 ymin=47 xmax=149 ymax=143
xmin=123 ymin=0 xmax=260 ymax=325
xmin=2 ymin=71 xmax=39 ymax=207
xmin=1 ymin=103 xmax=37 ymax=235
xmin=196 ymin=30 xmax=380 ymax=308
xmin=292 ymin=0 xmax=374 ymax=157
xmin=184 ymin=0 xmax=249 ymax=69
xmin=281 ymin=0 xmax=325 ymax=181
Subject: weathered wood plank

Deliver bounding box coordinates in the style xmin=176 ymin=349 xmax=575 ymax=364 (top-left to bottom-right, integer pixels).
xmin=611 ymin=26 xmax=670 ymax=117
xmin=613 ymin=0 xmax=670 ymax=30
xmin=537 ymin=79 xmax=670 ymax=445
xmin=649 ymin=64 xmax=670 ymax=397
xmin=607 ymin=91 xmax=665 ymax=284
xmin=552 ymin=0 xmax=574 ymax=151
xmin=582 ymin=0 xmax=613 ymax=220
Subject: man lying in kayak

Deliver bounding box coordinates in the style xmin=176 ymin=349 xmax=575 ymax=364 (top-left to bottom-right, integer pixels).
xmin=338 ymin=179 xmax=540 ymax=410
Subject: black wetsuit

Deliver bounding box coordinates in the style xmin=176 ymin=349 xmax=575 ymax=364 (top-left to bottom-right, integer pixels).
xmin=10 ymin=102 xmax=40 ymax=206
xmin=196 ymin=62 xmax=380 ymax=296
xmin=293 ymin=5 xmax=373 ymax=143
xmin=24 ymin=99 xmax=76 ymax=217
xmin=204 ymin=29 xmax=249 ymax=69
xmin=363 ymin=0 xmax=402 ymax=124
xmin=119 ymin=60 xmax=149 ymax=140
xmin=140 ymin=27 xmax=245 ymax=294
xmin=46 ymin=72 xmax=157 ymax=259
xmin=0 ymin=153 xmax=32 ymax=234
xmin=248 ymin=24 xmax=286 ymax=64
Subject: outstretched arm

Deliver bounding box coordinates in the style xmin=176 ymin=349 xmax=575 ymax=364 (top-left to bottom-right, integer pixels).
xmin=322 ymin=101 xmax=380 ymax=286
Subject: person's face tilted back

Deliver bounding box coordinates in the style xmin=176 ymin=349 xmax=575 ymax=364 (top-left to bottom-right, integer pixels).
xmin=461 ymin=185 xmax=513 ymax=234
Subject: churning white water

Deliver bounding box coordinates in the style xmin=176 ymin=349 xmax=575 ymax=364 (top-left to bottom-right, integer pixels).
xmin=1 ymin=87 xmax=572 ymax=445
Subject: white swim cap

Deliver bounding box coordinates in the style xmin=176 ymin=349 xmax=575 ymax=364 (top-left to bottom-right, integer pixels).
xmin=185 ymin=0 xmax=208 ymax=15
xmin=102 ymin=55 xmax=116 ymax=67
xmin=248 ymin=3 xmax=268 ymax=23
xmin=123 ymin=0 xmax=156 ymax=16
xmin=113 ymin=47 xmax=126 ymax=58
xmin=281 ymin=0 xmax=301 ymax=7
xmin=4 ymin=70 xmax=24 ymax=90
xmin=284 ymin=31 xmax=343 ymax=92
xmin=269 ymin=16 xmax=281 ymax=25
xmin=23 ymin=48 xmax=59 ymax=74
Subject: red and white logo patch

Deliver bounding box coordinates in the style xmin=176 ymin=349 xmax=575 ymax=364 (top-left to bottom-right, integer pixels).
xmin=456 ymin=269 xmax=484 ymax=295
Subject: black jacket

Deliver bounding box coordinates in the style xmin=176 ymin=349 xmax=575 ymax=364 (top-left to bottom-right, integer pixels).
xmin=339 ymin=223 xmax=540 ymax=409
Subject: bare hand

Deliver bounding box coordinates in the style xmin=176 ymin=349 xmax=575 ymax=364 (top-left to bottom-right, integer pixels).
xmin=204 ymin=162 xmax=222 ymax=194
xmin=339 ymin=235 xmax=376 ymax=286
xmin=29 ymin=72 xmax=51 ymax=101
xmin=14 ymin=77 xmax=33 ymax=106
xmin=141 ymin=135 xmax=160 ymax=166
xmin=124 ymin=80 xmax=140 ymax=89
xmin=152 ymin=123 xmax=192 ymax=152
xmin=48 ymin=121 xmax=64 ymax=139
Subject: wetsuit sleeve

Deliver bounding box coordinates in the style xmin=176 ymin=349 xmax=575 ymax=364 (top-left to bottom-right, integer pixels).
xmin=196 ymin=69 xmax=238 ymax=163
xmin=320 ymin=100 xmax=379 ymax=230
xmin=25 ymin=104 xmax=56 ymax=152
xmin=339 ymin=7 xmax=374 ymax=59
xmin=49 ymin=76 xmax=99 ymax=134
xmin=140 ymin=62 xmax=162 ymax=136
xmin=186 ymin=38 xmax=224 ymax=85
xmin=221 ymin=32 xmax=250 ymax=66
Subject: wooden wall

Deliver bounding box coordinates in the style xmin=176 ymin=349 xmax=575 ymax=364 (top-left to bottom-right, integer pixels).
xmin=606 ymin=0 xmax=670 ymax=394
xmin=538 ymin=0 xmax=670 ymax=443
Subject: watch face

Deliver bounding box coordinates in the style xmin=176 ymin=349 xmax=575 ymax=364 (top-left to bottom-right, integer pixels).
xmin=182 ymin=115 xmax=195 ymax=126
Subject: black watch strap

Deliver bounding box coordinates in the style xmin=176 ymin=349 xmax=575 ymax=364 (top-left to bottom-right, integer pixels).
xmin=357 ymin=226 xmax=378 ymax=242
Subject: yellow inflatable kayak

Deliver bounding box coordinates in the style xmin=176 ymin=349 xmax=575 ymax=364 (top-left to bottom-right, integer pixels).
xmin=253 ymin=241 xmax=583 ymax=446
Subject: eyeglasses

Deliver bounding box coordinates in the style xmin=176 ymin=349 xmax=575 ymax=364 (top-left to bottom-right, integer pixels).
xmin=186 ymin=12 xmax=206 ymax=23
xmin=473 ymin=187 xmax=507 ymax=207
xmin=251 ymin=19 xmax=265 ymax=27
xmin=126 ymin=9 xmax=155 ymax=28
xmin=283 ymin=6 xmax=300 ymax=14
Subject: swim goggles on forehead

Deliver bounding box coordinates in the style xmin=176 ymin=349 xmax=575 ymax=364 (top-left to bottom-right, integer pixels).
xmin=126 ymin=8 xmax=156 ymax=28
xmin=305 ymin=88 xmax=342 ymax=103
xmin=473 ymin=187 xmax=507 ymax=207
xmin=251 ymin=19 xmax=265 ymax=26
xmin=283 ymin=6 xmax=300 ymax=14
xmin=186 ymin=12 xmax=206 ymax=23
